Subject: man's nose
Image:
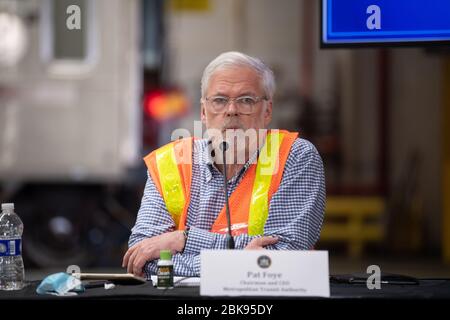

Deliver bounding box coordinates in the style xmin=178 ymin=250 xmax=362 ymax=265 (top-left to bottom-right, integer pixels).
xmin=225 ymin=100 xmax=239 ymax=116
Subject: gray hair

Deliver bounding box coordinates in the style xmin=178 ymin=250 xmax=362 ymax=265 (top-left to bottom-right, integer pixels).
xmin=201 ymin=51 xmax=275 ymax=99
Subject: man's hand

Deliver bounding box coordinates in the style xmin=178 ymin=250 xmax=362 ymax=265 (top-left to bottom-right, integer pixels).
xmin=122 ymin=230 xmax=186 ymax=276
xmin=245 ymin=236 xmax=278 ymax=250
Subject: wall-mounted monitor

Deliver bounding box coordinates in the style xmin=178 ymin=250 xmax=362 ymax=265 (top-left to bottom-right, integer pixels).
xmin=321 ymin=0 xmax=450 ymax=47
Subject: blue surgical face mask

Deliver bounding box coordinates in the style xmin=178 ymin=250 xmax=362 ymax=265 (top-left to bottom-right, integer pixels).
xmin=36 ymin=272 xmax=85 ymax=296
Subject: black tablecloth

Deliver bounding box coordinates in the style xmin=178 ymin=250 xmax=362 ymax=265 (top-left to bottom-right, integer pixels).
xmin=1 ymin=278 xmax=449 ymax=300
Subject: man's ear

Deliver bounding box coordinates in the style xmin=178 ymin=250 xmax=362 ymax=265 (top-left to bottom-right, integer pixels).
xmin=264 ymin=100 xmax=273 ymax=126
xmin=201 ymin=101 xmax=207 ymax=125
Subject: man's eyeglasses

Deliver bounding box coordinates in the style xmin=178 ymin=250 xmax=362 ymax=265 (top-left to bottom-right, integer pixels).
xmin=204 ymin=95 xmax=268 ymax=114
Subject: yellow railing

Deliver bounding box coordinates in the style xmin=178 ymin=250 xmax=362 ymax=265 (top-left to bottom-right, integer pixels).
xmin=319 ymin=196 xmax=385 ymax=257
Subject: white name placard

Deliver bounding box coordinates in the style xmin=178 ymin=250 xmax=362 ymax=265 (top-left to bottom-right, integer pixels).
xmin=200 ymin=250 xmax=330 ymax=297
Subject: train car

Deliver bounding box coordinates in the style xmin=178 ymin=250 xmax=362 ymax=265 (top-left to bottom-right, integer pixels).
xmin=0 ymin=0 xmax=143 ymax=268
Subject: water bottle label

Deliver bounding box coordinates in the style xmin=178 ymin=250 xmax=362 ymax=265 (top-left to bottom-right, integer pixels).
xmin=0 ymin=239 xmax=21 ymax=256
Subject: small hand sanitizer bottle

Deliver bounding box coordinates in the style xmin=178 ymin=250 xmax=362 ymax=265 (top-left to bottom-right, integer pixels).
xmin=157 ymin=250 xmax=174 ymax=289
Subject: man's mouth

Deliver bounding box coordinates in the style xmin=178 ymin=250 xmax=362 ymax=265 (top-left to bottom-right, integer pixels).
xmin=222 ymin=125 xmax=244 ymax=131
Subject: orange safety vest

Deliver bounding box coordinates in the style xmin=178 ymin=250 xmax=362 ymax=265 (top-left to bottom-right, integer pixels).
xmin=143 ymin=129 xmax=298 ymax=236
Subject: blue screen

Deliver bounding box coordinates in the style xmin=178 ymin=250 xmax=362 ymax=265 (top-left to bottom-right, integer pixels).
xmin=323 ymin=0 xmax=450 ymax=44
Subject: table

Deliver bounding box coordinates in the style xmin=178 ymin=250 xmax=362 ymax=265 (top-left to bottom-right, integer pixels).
xmin=1 ymin=277 xmax=449 ymax=299
xmin=0 ymin=278 xmax=448 ymax=317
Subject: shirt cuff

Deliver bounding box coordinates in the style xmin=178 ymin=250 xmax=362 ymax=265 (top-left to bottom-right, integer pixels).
xmin=182 ymin=226 xmax=215 ymax=255
xmin=144 ymin=260 xmax=158 ymax=279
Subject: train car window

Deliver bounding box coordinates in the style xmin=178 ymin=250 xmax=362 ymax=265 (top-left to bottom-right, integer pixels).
xmin=52 ymin=0 xmax=86 ymax=59
xmin=40 ymin=0 xmax=96 ymax=75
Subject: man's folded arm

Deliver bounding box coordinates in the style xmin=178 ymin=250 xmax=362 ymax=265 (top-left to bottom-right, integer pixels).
xmin=144 ymin=253 xmax=200 ymax=277
xmin=182 ymin=227 xmax=260 ymax=254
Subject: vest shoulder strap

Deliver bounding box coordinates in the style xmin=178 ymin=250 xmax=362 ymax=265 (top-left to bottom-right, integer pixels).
xmin=143 ymin=137 xmax=193 ymax=229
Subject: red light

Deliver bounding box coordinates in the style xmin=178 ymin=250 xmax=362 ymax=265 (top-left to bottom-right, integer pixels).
xmin=144 ymin=89 xmax=188 ymax=121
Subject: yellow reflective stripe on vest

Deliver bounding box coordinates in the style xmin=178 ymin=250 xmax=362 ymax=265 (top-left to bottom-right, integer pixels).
xmin=248 ymin=131 xmax=284 ymax=236
xmin=155 ymin=143 xmax=185 ymax=227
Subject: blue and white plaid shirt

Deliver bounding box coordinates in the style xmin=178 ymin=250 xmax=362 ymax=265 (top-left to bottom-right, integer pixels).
xmin=129 ymin=137 xmax=326 ymax=277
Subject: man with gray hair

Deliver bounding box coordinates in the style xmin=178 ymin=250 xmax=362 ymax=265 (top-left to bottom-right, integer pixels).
xmin=123 ymin=51 xmax=325 ymax=277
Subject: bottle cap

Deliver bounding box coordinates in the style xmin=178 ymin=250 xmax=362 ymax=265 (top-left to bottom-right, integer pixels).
xmin=1 ymin=203 xmax=14 ymax=211
xmin=160 ymin=250 xmax=172 ymax=260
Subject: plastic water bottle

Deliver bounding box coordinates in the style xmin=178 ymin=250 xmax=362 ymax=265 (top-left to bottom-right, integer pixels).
xmin=0 ymin=203 xmax=25 ymax=290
